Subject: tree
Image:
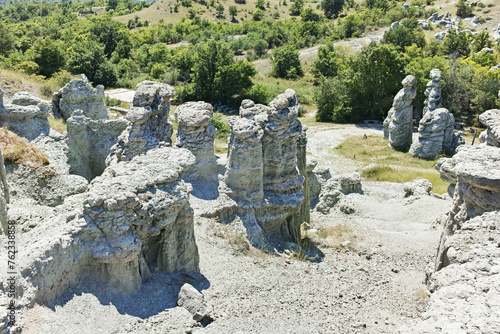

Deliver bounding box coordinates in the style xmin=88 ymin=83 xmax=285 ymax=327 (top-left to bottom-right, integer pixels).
xmin=321 ymin=0 xmax=344 ymax=19
xmin=471 ymin=30 xmax=493 ymax=53
xmin=256 ymin=0 xmax=266 ymax=10
xmin=89 ymin=17 xmax=128 ymax=58
xmin=315 ymin=76 xmax=351 ymax=122
xmin=215 ymin=3 xmax=224 ymax=16
xmin=382 ymin=19 xmax=426 ymax=51
xmin=254 ymin=39 xmax=268 ymax=57
xmin=0 ymin=22 xmax=15 ymax=57
xmin=271 ymin=45 xmax=303 ymax=79
xmin=30 ymin=38 xmax=65 ymax=77
xmin=290 ymin=0 xmax=304 ymax=16
xmin=301 ymin=7 xmax=321 ymax=22
xmin=229 ymin=5 xmax=237 ymax=20
xmin=68 ymin=40 xmax=117 ymax=87
xmin=456 ymin=0 xmax=473 ymax=17
xmin=192 ymin=41 xmax=256 ymax=102
xmin=311 ymin=43 xmax=342 ymax=79
xmin=443 ymin=29 xmax=471 ymax=57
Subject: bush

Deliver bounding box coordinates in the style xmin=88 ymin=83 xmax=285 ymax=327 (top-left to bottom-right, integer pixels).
xmin=271 ymin=45 xmax=304 ymax=79
xmin=245 ymin=83 xmax=273 ymax=104
xmin=211 ymin=112 xmax=231 ymax=139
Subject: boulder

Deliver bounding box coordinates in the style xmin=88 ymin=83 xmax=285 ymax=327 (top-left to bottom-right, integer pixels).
xmin=316 ymin=173 xmax=362 ymax=214
xmin=10 ymin=92 xmax=44 ymax=107
xmin=177 ymin=283 xmax=209 ymax=322
xmin=478 ymin=109 xmax=500 ymax=147
xmin=403 ymin=179 xmax=433 ymax=197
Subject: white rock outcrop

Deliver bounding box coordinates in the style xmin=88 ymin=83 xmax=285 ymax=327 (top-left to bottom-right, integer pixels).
xmin=423 ymin=69 xmax=442 ymax=115
xmin=316 ymin=173 xmax=362 ymax=214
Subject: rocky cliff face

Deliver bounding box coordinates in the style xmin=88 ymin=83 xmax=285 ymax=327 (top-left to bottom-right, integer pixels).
xmin=107 ymin=81 xmax=175 ymax=164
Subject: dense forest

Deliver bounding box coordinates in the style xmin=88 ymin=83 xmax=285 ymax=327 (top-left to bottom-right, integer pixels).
xmin=0 ymin=0 xmax=499 ymax=124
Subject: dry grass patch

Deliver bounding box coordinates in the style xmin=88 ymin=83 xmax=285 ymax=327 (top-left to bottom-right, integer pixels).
xmin=0 ymin=128 xmax=52 ymax=177
xmin=307 ymin=223 xmax=361 ymax=250
xmin=48 ymin=116 xmax=67 ymax=134
xmin=335 ymin=134 xmax=449 ymax=194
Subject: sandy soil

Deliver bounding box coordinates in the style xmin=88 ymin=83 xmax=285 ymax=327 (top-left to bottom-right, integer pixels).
xmin=17 ymin=123 xmax=452 ymax=334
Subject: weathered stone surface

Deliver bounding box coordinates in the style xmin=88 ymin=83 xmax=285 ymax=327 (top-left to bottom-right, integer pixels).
xmin=409 ymin=108 xmax=462 ymax=159
xmin=479 ymin=109 xmax=500 ymax=147
xmin=403 ymin=179 xmax=433 ymax=197
xmin=423 ymin=69 xmax=443 ymax=115
xmin=175 ymin=101 xmax=217 ymax=181
xmin=386 ymin=75 xmax=417 ymax=150
xmin=297 ymin=126 xmax=310 ymax=224
xmin=7 ymin=147 xmax=199 ymax=304
xmin=177 ymin=283 xmax=209 ymax=321
xmin=10 ymin=92 xmax=43 ymax=107
xmin=107 ymin=81 xmax=175 ymax=164
xmin=0 ymin=89 xmax=50 ymax=141
xmin=316 ymin=173 xmax=362 ymax=214
xmin=67 ymin=110 xmax=129 ymax=181
xmin=398 ymin=212 xmax=500 ymax=334
xmin=224 ymin=116 xmax=263 ymax=204
xmin=55 ymin=79 xmax=108 ymax=120
xmin=211 ymin=90 xmax=305 ymax=245
xmin=308 ymin=164 xmax=331 ymax=209
xmin=436 ymin=145 xmax=500 ymax=271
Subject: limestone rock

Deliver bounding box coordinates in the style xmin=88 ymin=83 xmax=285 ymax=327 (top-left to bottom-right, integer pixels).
xmin=0 ymin=89 xmax=50 ymax=141
xmin=479 ymin=109 xmax=500 ymax=147
xmin=409 ymin=108 xmax=462 ymax=159
xmin=423 ymin=69 xmax=443 ymax=115
xmin=175 ymin=101 xmax=217 ymax=181
xmin=297 ymin=126 xmax=310 ymax=224
xmin=67 ymin=110 xmax=129 ymax=181
xmin=0 ymin=149 xmax=9 ymax=234
xmin=107 ymin=81 xmax=175 ymax=164
xmin=316 ymin=173 xmax=362 ymax=214
xmin=177 ymin=283 xmax=209 ymax=321
xmin=403 ymin=179 xmax=433 ymax=197
xmin=309 ymin=164 xmax=331 ymax=209
xmin=386 ymin=75 xmax=417 ymax=150
xmin=10 ymin=92 xmax=44 ymax=107
xmin=55 ymin=79 xmax=108 ymax=120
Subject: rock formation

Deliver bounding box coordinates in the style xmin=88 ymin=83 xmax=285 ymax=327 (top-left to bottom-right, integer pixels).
xmin=67 ymin=110 xmax=129 ymax=181
xmin=423 ymin=69 xmax=442 ymax=115
xmin=316 ymin=173 xmax=362 ymax=214
xmin=210 ymin=91 xmax=306 ymax=246
xmin=384 ymin=75 xmax=417 ymax=150
xmin=9 ymin=147 xmax=199 ymax=304
xmin=10 ymin=91 xmax=44 ymax=107
xmin=403 ymin=179 xmax=433 ymax=197
xmin=175 ymin=101 xmax=217 ymax=181
xmin=224 ymin=116 xmax=264 ymax=204
xmin=297 ymin=126 xmax=310 ymax=224
xmin=0 ymin=88 xmax=50 ymax=141
xmin=177 ymin=283 xmax=210 ymax=322
xmin=53 ymin=79 xmax=108 ymax=120
xmin=0 ymin=149 xmax=9 ymax=234
xmin=107 ymin=81 xmax=175 ymax=164
xmin=409 ymin=108 xmax=462 ymax=159
xmin=478 ymin=109 xmax=500 ymax=147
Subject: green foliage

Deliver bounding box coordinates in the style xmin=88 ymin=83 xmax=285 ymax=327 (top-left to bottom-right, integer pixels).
xmin=192 ymin=41 xmax=256 ymax=103
xmin=315 ymin=76 xmax=351 ymax=122
xmin=365 ymin=0 xmax=389 ymax=10
xmin=470 ymin=50 xmax=497 ymax=68
xmin=301 ymin=7 xmax=321 ymax=22
xmin=229 ymin=5 xmax=238 ymax=20
xmin=443 ymin=29 xmax=472 ymax=57
xmin=456 ymin=0 xmax=473 ymax=17
xmin=256 ymin=0 xmax=266 ymax=10
xmin=30 ymin=38 xmax=65 ymax=77
xmin=311 ymin=43 xmax=342 ymax=79
xmin=252 ymin=9 xmax=265 ymax=21
xmin=290 ymin=0 xmax=305 ymax=16
xmin=254 ymin=39 xmax=269 ymax=57
xmin=211 ymin=112 xmax=231 ymax=139
xmin=245 ymin=83 xmax=273 ymax=104
xmin=342 ymin=13 xmax=365 ymax=38
xmin=271 ymin=45 xmax=304 ymax=79
xmin=321 ymin=0 xmax=344 ymax=18
xmin=471 ymin=30 xmax=493 ymax=53
xmin=0 ymin=22 xmax=15 ymax=57
xmin=382 ymin=19 xmax=426 ymax=51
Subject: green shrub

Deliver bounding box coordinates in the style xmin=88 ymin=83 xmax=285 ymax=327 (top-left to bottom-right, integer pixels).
xmin=211 ymin=112 xmax=231 ymax=139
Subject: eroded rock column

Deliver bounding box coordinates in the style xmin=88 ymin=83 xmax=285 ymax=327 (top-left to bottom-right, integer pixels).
xmin=53 ymin=79 xmax=108 ymax=120
xmin=108 ymin=81 xmax=176 ymax=164
xmin=175 ymin=101 xmax=217 ymax=181
xmin=423 ymin=69 xmax=442 ymax=115
xmin=387 ymin=75 xmax=417 ymax=150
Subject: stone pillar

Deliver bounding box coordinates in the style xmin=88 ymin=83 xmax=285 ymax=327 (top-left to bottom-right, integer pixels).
xmin=224 ymin=116 xmax=264 ymax=203
xmin=423 ymin=69 xmax=442 ymax=115
xmin=388 ymin=75 xmax=417 ymax=150
xmin=175 ymin=101 xmax=217 ymax=181
xmin=297 ymin=126 xmax=310 ymax=224
xmin=56 ymin=79 xmax=108 ymax=120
